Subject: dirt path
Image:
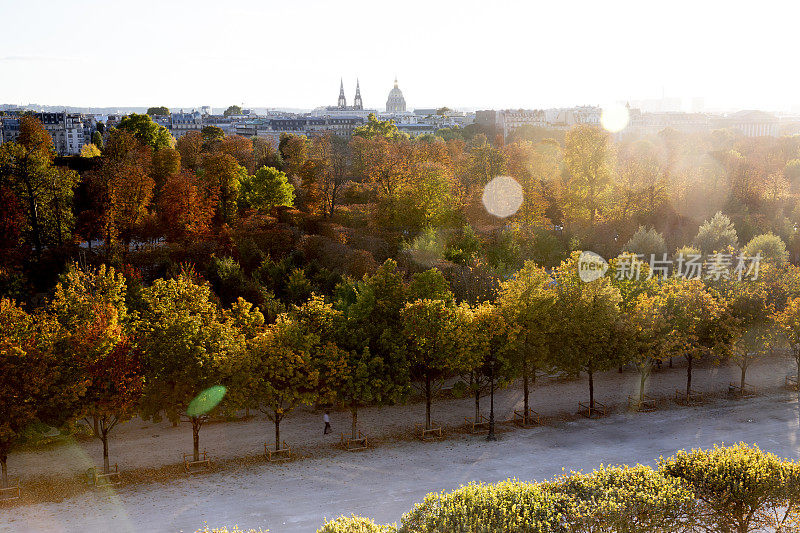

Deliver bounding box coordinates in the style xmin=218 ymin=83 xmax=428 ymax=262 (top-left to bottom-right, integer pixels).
xmin=3 ymin=386 xmax=800 ymax=532
xmin=6 ymin=354 xmax=798 ymax=482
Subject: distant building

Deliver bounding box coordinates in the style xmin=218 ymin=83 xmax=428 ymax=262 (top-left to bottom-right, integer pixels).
xmin=170 ymin=110 xmax=203 ymax=138
xmin=1 ymin=111 xmax=92 ymax=156
xmin=712 ymin=110 xmax=780 ymax=137
xmin=386 ymin=78 xmax=407 ymax=113
xmin=312 ymin=79 xmax=374 ymax=119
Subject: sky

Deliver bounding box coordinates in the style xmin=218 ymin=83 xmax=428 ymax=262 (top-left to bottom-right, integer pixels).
xmin=2 ymin=0 xmax=800 ymax=112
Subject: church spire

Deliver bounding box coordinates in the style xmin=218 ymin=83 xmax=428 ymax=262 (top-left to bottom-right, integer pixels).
xmin=338 ymin=78 xmax=347 ymax=108
xmin=354 ymin=78 xmax=363 ymax=110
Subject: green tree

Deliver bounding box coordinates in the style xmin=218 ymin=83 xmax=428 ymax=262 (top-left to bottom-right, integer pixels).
xmin=223 ymin=105 xmax=243 ymax=117
xmin=693 ymin=211 xmax=738 ymax=254
xmin=239 ymin=166 xmax=295 ymax=211
xmin=146 ymin=106 xmax=170 ymax=116
xmin=563 ymin=125 xmax=615 ymax=224
xmin=623 ymin=226 xmax=667 ymax=258
xmin=136 ymin=272 xmax=245 ymax=461
xmin=353 ymin=113 xmax=406 ymax=140
xmin=496 ymin=261 xmax=555 ymax=424
xmin=117 ymin=113 xmax=174 ymax=150
xmin=551 ymin=252 xmax=624 ymax=412
xmin=91 ymin=130 xmax=104 ymax=150
xmin=742 ymin=232 xmax=788 ymax=264
xmin=402 ymin=299 xmax=474 ymax=430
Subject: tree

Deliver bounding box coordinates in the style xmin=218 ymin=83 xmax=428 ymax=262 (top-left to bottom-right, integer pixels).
xmin=146 ymin=106 xmax=170 ymax=117
xmin=659 ymin=278 xmax=725 ymax=399
xmin=496 ymin=261 xmax=555 ymax=424
xmin=176 ymin=131 xmax=203 ymax=172
xmin=136 ymin=272 xmax=245 ymax=461
xmin=776 ymin=296 xmax=800 ymax=421
xmin=623 ymin=226 xmax=667 ymax=259
xmin=239 ymin=166 xmax=295 ymax=211
xmin=91 ymin=130 xmax=104 ymax=150
xmin=723 ymin=280 xmax=774 ymax=391
xmin=158 ymin=169 xmax=213 ymax=241
xmin=117 ymin=113 xmax=174 ymax=150
xmin=246 ymin=317 xmax=320 ymax=451
xmin=307 ymin=133 xmax=351 ymax=218
xmin=50 ymin=264 xmax=142 ymax=474
xmin=200 ymin=152 xmax=245 ymax=225
xmin=80 ymin=144 xmax=101 ymax=158
xmin=660 ymin=443 xmax=800 ymax=533
xmin=469 ymin=303 xmax=513 ymax=440
xmin=694 ymin=211 xmax=738 ymax=254
xmin=563 ymin=125 xmax=615 ymax=224
xmin=223 ymin=105 xmax=243 ymax=117
xmin=551 ymin=252 xmax=624 ymax=412
xmin=0 ymin=299 xmax=59 ymax=488
xmin=0 ymin=117 xmax=80 ymax=251
xmin=401 ymin=299 xmax=474 ymax=430
xmin=92 ymin=130 xmax=155 ymax=252
xmin=150 ymin=147 xmax=182 ymax=195
xmin=352 ymin=113 xmax=406 ymax=140
xmin=742 ymin=232 xmax=788 ymax=264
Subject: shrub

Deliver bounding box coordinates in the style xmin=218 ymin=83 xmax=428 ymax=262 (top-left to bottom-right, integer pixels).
xmin=317 ymin=515 xmax=396 ymax=533
xmin=659 ymin=443 xmax=800 ymax=532
xmin=398 ymin=480 xmax=569 ymax=533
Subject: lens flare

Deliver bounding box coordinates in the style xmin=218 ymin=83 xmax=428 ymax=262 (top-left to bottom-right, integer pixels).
xmin=482 ymin=176 xmax=523 ymax=218
xmin=187 ymin=385 xmax=227 ymax=417
xmin=601 ymin=103 xmax=629 ymax=133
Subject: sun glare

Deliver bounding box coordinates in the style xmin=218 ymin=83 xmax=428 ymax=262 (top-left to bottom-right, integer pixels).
xmin=482 ymin=176 xmax=524 ymax=218
xmin=601 ymin=103 xmax=630 ymax=132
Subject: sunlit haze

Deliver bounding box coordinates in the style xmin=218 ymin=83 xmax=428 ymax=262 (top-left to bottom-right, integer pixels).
xmin=2 ymin=0 xmax=800 ymax=111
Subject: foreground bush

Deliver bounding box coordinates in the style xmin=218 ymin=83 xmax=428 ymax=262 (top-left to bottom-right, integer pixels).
xmin=398 ymin=480 xmax=570 ymax=532
xmin=316 ymin=515 xmax=396 ymax=532
xmin=659 ymin=443 xmax=800 ymax=532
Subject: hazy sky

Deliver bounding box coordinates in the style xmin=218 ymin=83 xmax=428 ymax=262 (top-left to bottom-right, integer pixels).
xmin=2 ymin=0 xmax=799 ymax=112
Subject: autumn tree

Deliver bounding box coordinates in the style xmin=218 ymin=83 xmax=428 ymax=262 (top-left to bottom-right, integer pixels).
xmin=200 ymin=152 xmax=245 ymax=225
xmin=551 ymin=252 xmax=625 ymax=412
xmin=0 ymin=299 xmax=59 ymax=488
xmin=307 ymin=133 xmax=351 ymax=218
xmin=50 ymin=264 xmax=142 ymax=474
xmin=402 ymin=299 xmax=474 ymax=430
xmin=776 ymin=296 xmax=800 ymax=419
xmin=563 ymin=125 xmax=615 ymax=224
xmin=135 ymin=272 xmax=246 ymax=461
xmin=722 ymin=280 xmax=774 ymax=391
xmin=496 ymin=261 xmax=555 ymax=423
xmin=158 ymin=169 xmax=212 ymax=241
xmin=176 ymin=131 xmax=203 ymax=172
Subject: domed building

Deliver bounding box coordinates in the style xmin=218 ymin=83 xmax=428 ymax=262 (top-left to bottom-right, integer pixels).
xmin=385 ymin=78 xmax=406 ymax=113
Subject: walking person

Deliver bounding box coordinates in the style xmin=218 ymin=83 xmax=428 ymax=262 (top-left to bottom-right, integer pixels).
xmin=323 ymin=411 xmax=331 ymax=435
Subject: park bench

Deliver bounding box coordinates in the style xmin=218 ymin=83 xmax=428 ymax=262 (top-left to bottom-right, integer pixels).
xmin=728 ymin=382 xmax=757 ymax=398
xmin=86 ymin=464 xmax=121 ymax=486
xmin=0 ymin=479 xmax=20 ymax=502
xmin=464 ymin=414 xmax=489 ymax=433
xmin=786 ymin=374 xmax=798 ymax=390
xmin=578 ymin=401 xmax=608 ymax=418
xmin=511 ymin=408 xmax=541 ymax=427
xmin=628 ymin=394 xmax=659 ymax=412
xmin=183 ymin=451 xmax=211 ymax=474
xmin=340 ymin=431 xmax=368 ymax=451
xmin=265 ymin=441 xmax=292 ymax=462
xmin=415 ymin=423 xmax=443 ymax=440
xmin=674 ymin=389 xmax=704 ymax=405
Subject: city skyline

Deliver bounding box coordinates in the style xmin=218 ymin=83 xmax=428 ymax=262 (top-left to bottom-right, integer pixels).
xmin=3 ymin=0 xmax=800 ymax=112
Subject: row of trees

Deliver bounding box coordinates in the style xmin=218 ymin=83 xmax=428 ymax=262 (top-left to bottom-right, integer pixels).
xmin=5 ymin=249 xmax=800 ymax=487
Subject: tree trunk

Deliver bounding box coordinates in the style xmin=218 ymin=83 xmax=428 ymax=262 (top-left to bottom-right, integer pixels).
xmin=93 ymin=417 xmax=99 ymax=438
xmin=522 ymin=366 xmax=529 ymax=423
xmin=639 ymin=368 xmax=647 ymax=404
xmin=102 ymin=429 xmax=110 ymax=474
xmin=191 ymin=417 xmax=200 ymax=462
xmin=425 ymin=374 xmax=432 ymax=430
xmin=474 ymin=388 xmax=480 ymax=422
xmin=487 ymin=366 xmax=496 ymax=441
xmin=686 ymin=355 xmax=693 ymax=399
xmin=351 ymin=407 xmax=358 ymax=440
xmin=274 ymin=417 xmax=281 ymax=451
xmin=740 ymin=364 xmax=747 ymax=391
xmin=588 ymin=369 xmax=595 ymax=411
xmin=1 ymin=451 xmax=7 ymax=488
